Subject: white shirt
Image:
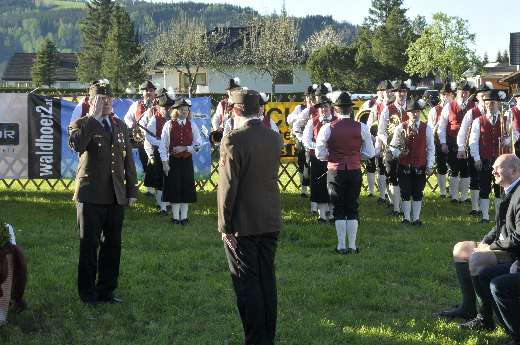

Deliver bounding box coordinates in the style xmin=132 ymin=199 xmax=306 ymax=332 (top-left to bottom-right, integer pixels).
xmin=158 ymin=119 xmax=203 ymax=162
xmin=438 ymin=99 xmax=469 ymax=145
xmin=211 ymin=101 xmax=230 ymax=131
xmin=124 ymin=101 xmax=140 ymax=128
xmin=469 ymin=111 xmax=511 ymax=162
xmin=389 ymin=120 xmax=435 ymax=168
xmin=427 ymin=105 xmax=442 ymax=131
xmin=292 ymin=107 xmax=312 ymax=140
xmin=315 ymin=114 xmax=375 ymax=162
xmin=366 ymin=99 xmax=384 ymax=129
xmin=302 ymin=115 xmax=333 ymax=151
xmin=505 ymin=176 xmax=520 ymax=194
xmin=456 ymin=105 xmax=485 ymax=151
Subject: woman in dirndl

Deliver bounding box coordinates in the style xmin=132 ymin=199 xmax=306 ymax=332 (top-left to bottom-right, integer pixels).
xmin=159 ymin=98 xmax=203 ymax=225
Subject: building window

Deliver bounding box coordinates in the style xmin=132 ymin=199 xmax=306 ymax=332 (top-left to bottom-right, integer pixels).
xmin=274 ymin=70 xmax=293 ymax=85
xmin=179 ymin=72 xmax=207 ymax=91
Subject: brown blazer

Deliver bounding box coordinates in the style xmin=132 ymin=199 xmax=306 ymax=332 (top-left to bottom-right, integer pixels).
xmin=217 ymin=118 xmax=282 ymax=236
xmin=69 ymin=114 xmax=137 ymax=205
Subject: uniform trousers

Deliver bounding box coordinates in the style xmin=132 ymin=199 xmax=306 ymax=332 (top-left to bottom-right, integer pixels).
xmin=447 ymin=136 xmax=469 ymax=178
xmin=296 ymin=141 xmax=310 ymax=187
xmin=386 ymin=158 xmax=399 ymax=186
xmin=479 ymin=159 xmax=501 ymax=199
xmin=327 ymin=169 xmax=361 ymax=220
xmin=398 ymin=165 xmax=426 ymax=201
xmin=309 ymin=155 xmax=329 ymax=203
xmin=224 ymin=232 xmax=279 ymax=345
xmin=434 ymin=140 xmax=448 ymax=175
xmin=468 ymin=155 xmax=480 ymax=190
xmin=137 ymin=143 xmax=148 ymax=178
xmin=376 ymin=156 xmax=387 ymax=175
xmin=77 ymin=202 xmax=124 ymax=303
xmin=365 ymin=157 xmax=376 ymax=174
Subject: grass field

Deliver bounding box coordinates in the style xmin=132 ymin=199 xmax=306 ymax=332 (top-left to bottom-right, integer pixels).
xmin=0 ymin=183 xmax=510 ymax=345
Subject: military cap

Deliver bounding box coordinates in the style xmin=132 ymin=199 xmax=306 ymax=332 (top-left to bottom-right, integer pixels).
xmin=140 ymin=80 xmax=156 ymax=90
xmin=230 ymin=89 xmax=260 ymax=115
xmin=314 ymin=95 xmax=332 ymax=108
xmin=482 ymin=89 xmax=507 ymax=102
xmin=89 ymin=79 xmax=113 ymax=97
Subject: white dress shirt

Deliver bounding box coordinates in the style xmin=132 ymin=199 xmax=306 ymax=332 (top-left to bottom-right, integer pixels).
xmin=302 ymin=116 xmax=332 ymax=151
xmin=456 ymin=105 xmax=485 ymax=151
xmin=315 ymin=114 xmax=375 ymax=162
xmin=469 ymin=112 xmax=510 ymax=162
xmin=438 ymin=99 xmax=469 ymax=145
xmin=389 ymin=120 xmax=435 ymax=168
xmin=159 ymin=119 xmax=203 ymax=162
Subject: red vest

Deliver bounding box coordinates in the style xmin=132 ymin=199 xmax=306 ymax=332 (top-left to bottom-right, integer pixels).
xmin=399 ymin=121 xmax=427 ymax=168
xmin=136 ymin=100 xmax=146 ymax=122
xmin=471 ymin=106 xmax=483 ymax=120
xmin=434 ymin=104 xmax=443 ymax=125
xmin=169 ymin=120 xmax=193 ymax=158
xmin=155 ymin=114 xmax=168 ymax=138
xmin=447 ymin=100 xmax=468 ymax=137
xmin=81 ymin=96 xmax=90 ymax=117
xmin=387 ymin=103 xmax=409 ymax=122
xmin=375 ymin=102 xmax=385 ymax=121
xmin=512 ymin=107 xmax=520 ymax=133
xmin=327 ymin=118 xmax=362 ymax=171
xmin=479 ymin=115 xmax=501 ymax=160
xmin=219 ymin=99 xmax=229 ymax=122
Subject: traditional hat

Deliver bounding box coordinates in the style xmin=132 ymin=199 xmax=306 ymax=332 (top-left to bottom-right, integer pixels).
xmin=314 ymin=95 xmax=331 ymax=108
xmin=226 ymin=77 xmax=241 ymax=91
xmin=429 ymin=94 xmax=441 ymax=106
xmin=314 ymin=83 xmax=332 ymax=96
xmin=304 ymin=85 xmax=317 ymax=96
xmin=377 ymin=80 xmax=393 ymax=91
xmin=229 ymin=89 xmax=260 ymax=115
xmin=139 ymin=80 xmax=156 ymax=90
xmin=156 ymin=88 xmax=175 ymax=108
xmin=482 ymin=89 xmax=507 ymax=102
xmin=172 ymin=97 xmax=192 ymax=109
xmin=329 ymin=91 xmax=354 ymax=107
xmin=89 ymin=79 xmax=113 ymax=97
xmin=392 ymin=80 xmax=410 ymax=91
xmin=406 ymin=97 xmax=426 ymax=112
xmin=475 ymin=83 xmax=491 ymax=94
xmin=457 ymin=80 xmax=472 ymax=91
xmin=259 ymin=92 xmax=270 ymax=106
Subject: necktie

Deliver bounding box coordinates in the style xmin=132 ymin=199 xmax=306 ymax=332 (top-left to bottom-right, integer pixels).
xmin=102 ymin=118 xmax=111 ymax=135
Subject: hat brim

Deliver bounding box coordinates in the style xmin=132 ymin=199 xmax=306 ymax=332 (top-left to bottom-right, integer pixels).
xmin=333 ymin=101 xmax=354 ymax=107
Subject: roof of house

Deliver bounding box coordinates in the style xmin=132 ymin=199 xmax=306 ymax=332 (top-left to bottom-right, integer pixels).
xmin=1 ymin=52 xmax=79 ymax=81
xmin=464 ymin=63 xmax=518 ymax=78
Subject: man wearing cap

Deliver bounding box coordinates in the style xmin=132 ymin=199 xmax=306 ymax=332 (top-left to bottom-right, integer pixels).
xmin=368 ymin=80 xmax=393 ymax=203
xmin=457 ymin=84 xmax=490 ymax=216
xmin=469 ymin=89 xmax=511 ymax=223
xmin=316 ymin=91 xmax=374 ymax=254
xmin=140 ymin=88 xmax=174 ymax=215
xmin=218 ymin=88 xmax=282 ymax=345
xmin=68 ymin=80 xmax=138 ymax=305
xmin=509 ymin=92 xmax=520 ymax=158
xmin=159 ymin=97 xmax=203 ymax=225
xmin=438 ymin=81 xmax=474 ymax=203
xmin=390 ymin=98 xmax=434 ymax=225
xmin=378 ymin=80 xmax=409 ymax=216
xmin=124 ymin=80 xmax=157 ymax=194
xmin=303 ymin=92 xmax=335 ymax=223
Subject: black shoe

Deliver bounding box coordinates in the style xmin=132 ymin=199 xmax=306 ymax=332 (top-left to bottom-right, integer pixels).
xmin=480 ymin=218 xmax=490 ymax=224
xmin=377 ymin=198 xmax=386 ymax=205
xmin=180 ymin=219 xmax=189 ymax=226
xmin=459 ymin=199 xmax=470 ymax=204
xmin=367 ymin=194 xmax=374 ymax=198
xmin=155 ymin=205 xmax=160 ymax=210
xmin=390 ymin=211 xmax=400 ymax=216
xmin=159 ymin=210 xmax=167 ymax=216
xmin=402 ymin=219 xmax=410 ymax=224
xmin=300 ymin=193 xmax=308 ymax=198
xmin=459 ymin=315 xmax=495 ymax=331
xmin=98 ymin=296 xmax=124 ymax=304
xmin=412 ymin=220 xmax=422 ymax=226
xmin=317 ymin=218 xmax=327 ymax=224
xmin=345 ymin=248 xmax=360 ymax=255
xmin=450 ymin=198 xmax=459 ymax=203
xmin=435 ymin=306 xmax=477 ymax=320
xmin=335 ymin=248 xmax=347 ymax=255
xmin=310 ymin=210 xmax=318 ymax=215
xmin=469 ymin=210 xmax=480 ymax=216
xmin=440 ymin=194 xmax=446 ymax=199
xmin=172 ymin=219 xmax=180 ymax=224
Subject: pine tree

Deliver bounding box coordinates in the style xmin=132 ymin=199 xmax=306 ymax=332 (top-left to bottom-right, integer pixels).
xmin=482 ymin=52 xmax=489 ymax=65
xmin=77 ymin=0 xmax=114 ymax=83
xmin=503 ymin=49 xmax=509 ymax=64
xmin=365 ymin=0 xmax=405 ymax=27
xmin=100 ymin=4 xmax=145 ymax=92
xmin=496 ymin=50 xmax=503 ymax=63
xmin=32 ymin=38 xmax=59 ymax=87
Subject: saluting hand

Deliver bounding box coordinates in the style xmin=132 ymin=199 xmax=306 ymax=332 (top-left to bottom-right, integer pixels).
xmin=88 ymin=95 xmax=104 ymax=122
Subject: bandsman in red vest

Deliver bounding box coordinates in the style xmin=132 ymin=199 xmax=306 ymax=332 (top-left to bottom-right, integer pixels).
xmin=469 ymin=89 xmax=511 ymax=223
xmin=390 ymin=98 xmax=434 ymax=225
xmin=316 ymin=91 xmax=375 ymax=254
xmin=438 ymin=80 xmax=474 ymax=203
xmin=457 ymin=84 xmax=491 ymax=216
xmin=367 ymin=80 xmax=393 ymax=202
xmin=427 ymin=83 xmax=455 ymax=198
xmin=139 ymin=88 xmax=174 ymax=215
xmin=159 ymin=98 xmax=203 ymax=225
xmin=378 ymin=80 xmax=410 ymax=216
xmin=124 ymin=80 xmax=157 ymax=194
xmin=508 ymin=91 xmax=520 ymax=158
xmin=303 ymin=92 xmax=335 ymax=223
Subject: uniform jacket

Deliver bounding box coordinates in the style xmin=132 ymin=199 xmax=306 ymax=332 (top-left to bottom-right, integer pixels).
xmin=69 ymin=115 xmax=137 ymax=205
xmin=217 ymin=119 xmax=282 ymax=236
xmin=482 ymin=181 xmax=520 ymax=256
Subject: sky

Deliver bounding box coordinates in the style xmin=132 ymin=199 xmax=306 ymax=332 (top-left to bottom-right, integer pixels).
xmin=149 ymin=0 xmax=520 ymax=59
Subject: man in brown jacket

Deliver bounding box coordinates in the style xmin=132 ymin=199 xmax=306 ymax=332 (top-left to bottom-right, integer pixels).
xmin=218 ymin=88 xmax=282 ymax=345
xmin=69 ymin=80 xmax=137 ymax=306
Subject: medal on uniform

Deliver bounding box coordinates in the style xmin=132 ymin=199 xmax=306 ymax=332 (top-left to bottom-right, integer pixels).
xmin=123 ymin=150 xmax=126 ymax=158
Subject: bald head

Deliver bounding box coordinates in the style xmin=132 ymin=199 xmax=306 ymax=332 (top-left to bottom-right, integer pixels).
xmin=492 ymin=154 xmax=520 ymax=188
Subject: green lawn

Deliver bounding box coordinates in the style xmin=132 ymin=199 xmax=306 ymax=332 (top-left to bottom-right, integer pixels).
xmin=0 ymin=183 xmax=509 ymax=345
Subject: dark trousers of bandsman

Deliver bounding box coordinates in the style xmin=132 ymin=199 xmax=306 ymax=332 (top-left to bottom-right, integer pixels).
xmin=398 ymin=165 xmax=426 ymax=223
xmin=435 ymin=141 xmax=448 ymax=197
xmin=296 ymin=141 xmax=310 ymax=194
xmin=387 ymin=158 xmax=401 ymax=213
xmin=365 ymin=157 xmax=376 ymax=197
xmin=375 ymin=156 xmax=387 ymax=202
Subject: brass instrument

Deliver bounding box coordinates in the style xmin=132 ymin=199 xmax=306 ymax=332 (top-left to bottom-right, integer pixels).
xmin=355 ymin=109 xmax=378 ymax=136
xmin=498 ymin=107 xmax=512 ymax=155
xmin=382 ymin=113 xmax=404 ymax=171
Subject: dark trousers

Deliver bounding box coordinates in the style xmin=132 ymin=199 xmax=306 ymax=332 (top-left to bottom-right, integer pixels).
xmin=447 ymin=136 xmax=469 ymax=178
xmin=296 ymin=141 xmax=310 ymax=187
xmin=224 ymin=233 xmax=279 ymax=345
xmin=77 ymin=202 xmax=124 ymax=303
xmin=376 ymin=156 xmax=387 ymax=175
xmin=468 ymin=155 xmax=480 ymax=190
xmin=365 ymin=157 xmax=376 ymax=174
xmin=137 ymin=144 xmax=148 ymax=178
xmin=491 ymin=268 xmax=520 ymax=342
xmin=387 ymin=158 xmax=399 ymax=186
xmin=479 ymin=159 xmax=501 ymax=199
xmin=310 ymin=155 xmax=329 ymax=203
xmin=327 ymin=169 xmax=361 ymax=220
xmin=435 ymin=142 xmax=448 ymax=175
xmin=398 ymin=165 xmax=426 ymax=201
xmin=475 ymin=264 xmax=510 ymax=325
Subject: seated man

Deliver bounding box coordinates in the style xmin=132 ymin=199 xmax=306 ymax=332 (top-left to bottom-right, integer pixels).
xmin=437 ymin=154 xmax=520 ymax=325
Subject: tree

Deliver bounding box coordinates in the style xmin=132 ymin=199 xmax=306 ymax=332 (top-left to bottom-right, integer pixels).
xmin=503 ymin=49 xmax=510 ymax=64
xmin=240 ymin=14 xmax=301 ymax=96
xmin=77 ymin=0 xmax=114 ymax=83
xmin=496 ymin=50 xmax=503 ymax=63
xmin=303 ymin=26 xmax=345 ymax=54
xmin=100 ymin=4 xmax=145 ymax=92
xmin=405 ymin=12 xmax=477 ymax=81
xmin=147 ymin=18 xmax=229 ymax=97
xmin=32 ymin=38 xmax=59 ymax=87
xmin=482 ymin=52 xmax=489 ymax=65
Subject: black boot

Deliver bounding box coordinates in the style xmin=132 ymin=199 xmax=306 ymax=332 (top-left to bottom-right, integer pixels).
xmin=436 ymin=262 xmax=477 ymax=319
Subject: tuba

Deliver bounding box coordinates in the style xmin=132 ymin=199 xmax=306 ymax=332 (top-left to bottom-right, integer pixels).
xmin=355 ymin=109 xmax=378 ymax=136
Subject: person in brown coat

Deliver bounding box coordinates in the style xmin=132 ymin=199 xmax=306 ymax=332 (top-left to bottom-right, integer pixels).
xmin=217 ymin=88 xmax=282 ymax=345
xmin=68 ymin=79 xmax=137 ymax=306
